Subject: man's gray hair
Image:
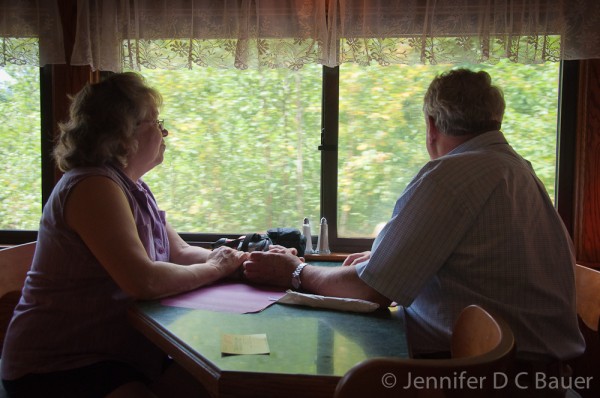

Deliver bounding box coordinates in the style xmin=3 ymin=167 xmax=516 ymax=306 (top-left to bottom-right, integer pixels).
xmin=423 ymin=69 xmax=505 ymax=137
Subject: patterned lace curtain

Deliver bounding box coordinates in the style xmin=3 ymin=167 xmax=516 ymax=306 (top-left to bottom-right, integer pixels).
xmin=0 ymin=0 xmax=66 ymax=66
xmin=71 ymin=0 xmax=328 ymax=71
xmin=333 ymin=0 xmax=600 ymax=65
xmin=69 ymin=0 xmax=600 ymax=72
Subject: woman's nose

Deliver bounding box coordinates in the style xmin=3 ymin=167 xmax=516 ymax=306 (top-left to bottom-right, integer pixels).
xmin=161 ymin=128 xmax=169 ymax=137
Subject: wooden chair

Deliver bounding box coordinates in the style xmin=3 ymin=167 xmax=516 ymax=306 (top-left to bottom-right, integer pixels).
xmin=574 ymin=264 xmax=600 ymax=334
xmin=334 ymin=305 xmax=515 ymax=398
xmin=0 ymin=242 xmax=35 ymax=398
xmin=0 ymin=242 xmax=36 ymax=355
xmin=567 ymin=264 xmax=600 ymax=398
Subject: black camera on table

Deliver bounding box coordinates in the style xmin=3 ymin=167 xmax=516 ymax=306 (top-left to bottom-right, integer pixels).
xmin=211 ymin=228 xmax=306 ymax=255
xmin=211 ymin=234 xmax=272 ymax=252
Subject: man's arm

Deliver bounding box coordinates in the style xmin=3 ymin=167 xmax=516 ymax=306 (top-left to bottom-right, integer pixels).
xmin=243 ymin=251 xmax=392 ymax=307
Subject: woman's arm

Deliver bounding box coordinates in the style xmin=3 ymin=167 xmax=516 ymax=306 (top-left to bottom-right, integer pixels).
xmin=166 ymin=223 xmax=212 ymax=265
xmin=65 ymin=176 xmax=246 ymax=300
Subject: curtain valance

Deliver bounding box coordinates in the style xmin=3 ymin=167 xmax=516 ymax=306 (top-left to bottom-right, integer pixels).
xmin=0 ymin=0 xmax=66 ymax=66
xmin=2 ymin=0 xmax=599 ymax=70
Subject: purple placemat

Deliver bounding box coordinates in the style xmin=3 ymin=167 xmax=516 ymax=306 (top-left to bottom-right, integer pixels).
xmin=161 ymin=281 xmax=287 ymax=314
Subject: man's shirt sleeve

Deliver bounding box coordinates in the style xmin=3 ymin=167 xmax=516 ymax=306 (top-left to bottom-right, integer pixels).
xmin=356 ymin=168 xmax=475 ymax=306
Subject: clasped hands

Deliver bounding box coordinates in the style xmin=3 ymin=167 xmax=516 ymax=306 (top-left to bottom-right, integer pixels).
xmin=242 ymin=245 xmax=304 ymax=288
xmin=242 ymin=246 xmax=372 ymax=289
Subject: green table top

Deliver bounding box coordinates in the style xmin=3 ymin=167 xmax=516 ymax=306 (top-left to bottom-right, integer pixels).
xmin=129 ymin=261 xmax=408 ymax=397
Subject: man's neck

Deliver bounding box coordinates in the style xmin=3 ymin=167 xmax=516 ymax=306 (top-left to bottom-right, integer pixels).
xmin=433 ymin=133 xmax=477 ymax=159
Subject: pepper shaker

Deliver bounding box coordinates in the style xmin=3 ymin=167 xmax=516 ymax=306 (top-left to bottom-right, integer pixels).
xmin=316 ymin=217 xmax=330 ymax=254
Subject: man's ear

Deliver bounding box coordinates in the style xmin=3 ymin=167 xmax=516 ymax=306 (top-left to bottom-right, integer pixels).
xmin=426 ymin=116 xmax=439 ymax=144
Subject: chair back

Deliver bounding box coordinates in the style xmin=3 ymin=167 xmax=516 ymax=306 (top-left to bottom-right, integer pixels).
xmin=451 ymin=304 xmax=504 ymax=358
xmin=334 ymin=305 xmax=515 ymax=398
xmin=574 ymin=263 xmax=600 ymax=332
xmin=0 ymin=242 xmax=36 ymax=354
xmin=568 ymin=264 xmax=600 ymax=398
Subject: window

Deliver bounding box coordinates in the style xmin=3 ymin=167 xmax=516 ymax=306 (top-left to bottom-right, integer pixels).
xmin=127 ymin=60 xmax=560 ymax=248
xmin=0 ymin=63 xmax=42 ymax=230
xmin=134 ymin=65 xmax=322 ymax=234
xmin=337 ymin=60 xmax=560 ymax=239
xmin=0 ymin=1 xmax=64 ymax=242
xmin=0 ymin=2 xmax=589 ymax=250
xmin=0 ymin=61 xmax=562 ymax=250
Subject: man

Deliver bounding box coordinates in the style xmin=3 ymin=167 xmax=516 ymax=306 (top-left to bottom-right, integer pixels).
xmin=243 ymin=69 xmax=584 ymax=397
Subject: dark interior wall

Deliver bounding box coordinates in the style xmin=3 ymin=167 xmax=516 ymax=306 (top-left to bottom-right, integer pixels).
xmin=575 ymin=59 xmax=600 ymax=267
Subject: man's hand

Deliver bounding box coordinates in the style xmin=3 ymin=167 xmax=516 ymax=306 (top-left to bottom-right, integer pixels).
xmin=342 ymin=251 xmax=371 ymax=266
xmin=268 ymin=245 xmax=305 ymax=262
xmin=243 ymin=251 xmax=302 ymax=288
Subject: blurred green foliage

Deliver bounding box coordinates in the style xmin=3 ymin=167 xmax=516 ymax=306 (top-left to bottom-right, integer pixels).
xmin=338 ymin=60 xmax=560 ymax=237
xmin=0 ymin=64 xmax=41 ymax=230
xmin=138 ymin=66 xmax=323 ymax=234
xmin=1 ymin=60 xmax=559 ymax=236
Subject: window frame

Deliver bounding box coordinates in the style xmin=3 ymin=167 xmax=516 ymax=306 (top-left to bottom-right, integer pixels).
xmin=0 ymin=61 xmax=578 ymax=251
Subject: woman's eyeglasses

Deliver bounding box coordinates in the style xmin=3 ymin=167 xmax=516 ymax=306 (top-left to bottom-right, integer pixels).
xmin=153 ymin=119 xmax=165 ymax=131
xmin=139 ymin=119 xmax=165 ymax=131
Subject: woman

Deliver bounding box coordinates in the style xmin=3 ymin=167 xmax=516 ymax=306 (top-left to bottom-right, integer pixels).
xmin=1 ymin=72 xmax=247 ymax=397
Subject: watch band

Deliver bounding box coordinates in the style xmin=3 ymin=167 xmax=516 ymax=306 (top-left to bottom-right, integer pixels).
xmin=291 ymin=263 xmax=307 ymax=290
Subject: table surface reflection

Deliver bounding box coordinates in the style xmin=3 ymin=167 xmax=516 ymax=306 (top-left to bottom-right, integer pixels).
xmin=128 ymin=262 xmax=408 ymax=398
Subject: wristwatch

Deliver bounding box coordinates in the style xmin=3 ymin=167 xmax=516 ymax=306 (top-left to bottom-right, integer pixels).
xmin=291 ymin=263 xmax=307 ymax=290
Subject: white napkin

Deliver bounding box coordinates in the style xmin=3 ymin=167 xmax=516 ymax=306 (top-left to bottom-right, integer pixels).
xmin=276 ymin=290 xmax=380 ymax=313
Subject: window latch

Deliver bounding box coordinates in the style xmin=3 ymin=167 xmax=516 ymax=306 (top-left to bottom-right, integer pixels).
xmin=318 ymin=128 xmax=337 ymax=151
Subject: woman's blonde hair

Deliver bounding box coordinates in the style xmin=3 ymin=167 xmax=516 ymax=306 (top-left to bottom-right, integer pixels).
xmin=53 ymin=72 xmax=163 ymax=171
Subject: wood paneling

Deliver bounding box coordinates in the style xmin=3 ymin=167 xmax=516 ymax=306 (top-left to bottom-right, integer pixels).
xmin=575 ymin=59 xmax=600 ymax=268
xmin=44 ymin=0 xmax=99 ymax=188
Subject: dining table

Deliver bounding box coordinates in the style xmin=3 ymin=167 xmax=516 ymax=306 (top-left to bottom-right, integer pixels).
xmin=128 ymin=260 xmax=409 ymax=398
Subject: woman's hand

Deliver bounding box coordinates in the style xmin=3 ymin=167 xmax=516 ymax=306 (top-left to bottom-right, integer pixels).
xmin=207 ymin=246 xmax=249 ymax=278
xmin=342 ymin=251 xmax=371 ymax=266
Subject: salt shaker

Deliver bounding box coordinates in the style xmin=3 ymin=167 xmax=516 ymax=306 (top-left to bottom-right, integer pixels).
xmin=316 ymin=217 xmax=330 ymax=254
